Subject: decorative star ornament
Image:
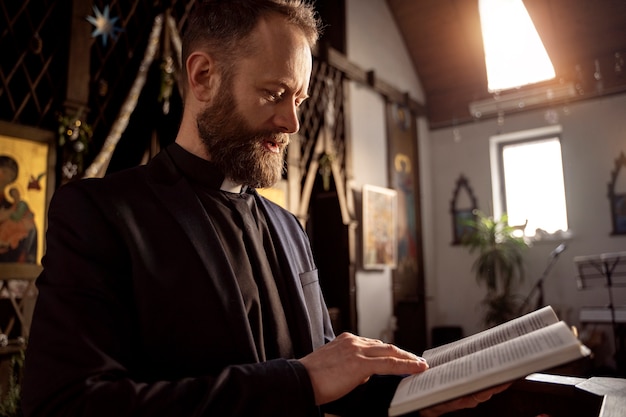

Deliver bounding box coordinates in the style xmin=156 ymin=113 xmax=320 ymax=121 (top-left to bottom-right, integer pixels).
xmin=86 ymin=5 xmax=123 ymax=47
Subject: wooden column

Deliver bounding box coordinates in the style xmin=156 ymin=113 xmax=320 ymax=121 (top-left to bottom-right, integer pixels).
xmin=64 ymin=0 xmax=92 ymax=114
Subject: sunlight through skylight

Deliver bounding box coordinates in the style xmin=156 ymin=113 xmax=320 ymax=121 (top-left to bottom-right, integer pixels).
xmin=479 ymin=0 xmax=555 ymax=92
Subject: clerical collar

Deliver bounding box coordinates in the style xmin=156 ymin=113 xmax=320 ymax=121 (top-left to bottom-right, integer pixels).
xmin=166 ymin=143 xmax=245 ymax=193
xmin=220 ymin=177 xmax=245 ymax=193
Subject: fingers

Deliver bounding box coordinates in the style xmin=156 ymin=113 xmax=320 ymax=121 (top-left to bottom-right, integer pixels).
xmin=468 ymin=383 xmax=511 ymax=404
xmin=299 ymin=333 xmax=428 ymax=405
xmin=472 ymin=383 xmax=512 ymax=401
xmin=354 ymin=336 xmax=421 ymax=359
xmin=419 ymin=383 xmax=512 ymax=417
xmin=340 ymin=333 xmax=429 ymax=375
xmin=331 ymin=333 xmax=421 ymax=362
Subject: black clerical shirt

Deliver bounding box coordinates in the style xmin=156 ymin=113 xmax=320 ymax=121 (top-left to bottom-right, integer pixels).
xmin=167 ymin=143 xmax=295 ymax=362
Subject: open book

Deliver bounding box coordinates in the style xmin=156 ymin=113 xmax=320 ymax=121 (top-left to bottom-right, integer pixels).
xmin=389 ymin=306 xmax=591 ymax=416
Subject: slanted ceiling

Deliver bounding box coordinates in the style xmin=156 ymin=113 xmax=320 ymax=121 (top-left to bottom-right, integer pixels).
xmin=385 ymin=0 xmax=626 ymax=129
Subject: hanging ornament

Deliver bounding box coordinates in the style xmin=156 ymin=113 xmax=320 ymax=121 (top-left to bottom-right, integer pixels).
xmin=452 ymin=128 xmax=462 ymax=143
xmin=615 ymin=52 xmax=624 ymax=76
xmin=594 ymin=59 xmax=604 ymax=93
xmin=159 ymin=56 xmax=175 ymax=115
xmin=544 ymin=108 xmax=559 ymax=124
xmin=86 ymin=5 xmax=124 ymax=47
xmin=58 ymin=111 xmax=93 ymax=182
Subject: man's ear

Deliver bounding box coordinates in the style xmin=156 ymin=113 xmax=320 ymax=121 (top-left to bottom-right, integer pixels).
xmin=186 ymin=51 xmax=219 ymax=103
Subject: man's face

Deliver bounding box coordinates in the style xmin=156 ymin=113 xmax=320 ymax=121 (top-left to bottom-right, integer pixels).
xmin=196 ymin=14 xmax=312 ymax=189
xmin=196 ymin=78 xmax=288 ymax=189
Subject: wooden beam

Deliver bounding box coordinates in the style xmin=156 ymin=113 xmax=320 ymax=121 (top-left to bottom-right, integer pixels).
xmin=64 ymin=0 xmax=93 ymax=113
xmin=319 ymin=44 xmax=427 ymax=117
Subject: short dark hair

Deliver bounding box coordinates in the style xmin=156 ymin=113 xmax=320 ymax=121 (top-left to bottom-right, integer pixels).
xmin=181 ymin=0 xmax=321 ymax=94
xmin=0 ymin=155 xmax=18 ymax=183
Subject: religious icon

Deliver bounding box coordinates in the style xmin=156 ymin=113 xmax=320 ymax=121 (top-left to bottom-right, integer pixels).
xmin=0 ymin=134 xmax=51 ymax=265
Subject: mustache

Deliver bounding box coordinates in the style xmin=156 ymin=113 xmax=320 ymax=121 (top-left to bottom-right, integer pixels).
xmin=259 ymin=131 xmax=290 ymax=146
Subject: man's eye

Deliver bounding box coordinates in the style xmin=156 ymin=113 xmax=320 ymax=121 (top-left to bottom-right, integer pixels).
xmin=266 ymin=91 xmax=283 ymax=102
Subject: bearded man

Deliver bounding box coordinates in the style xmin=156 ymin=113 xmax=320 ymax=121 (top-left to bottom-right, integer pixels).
xmin=22 ymin=1 xmax=504 ymax=416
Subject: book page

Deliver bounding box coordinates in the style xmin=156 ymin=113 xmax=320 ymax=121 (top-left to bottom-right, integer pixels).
xmin=390 ymin=321 xmax=588 ymax=416
xmin=423 ymin=306 xmax=559 ymax=367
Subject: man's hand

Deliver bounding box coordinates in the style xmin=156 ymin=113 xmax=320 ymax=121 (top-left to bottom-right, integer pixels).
xmin=299 ymin=332 xmax=429 ymax=405
xmin=419 ymin=383 xmax=512 ymax=417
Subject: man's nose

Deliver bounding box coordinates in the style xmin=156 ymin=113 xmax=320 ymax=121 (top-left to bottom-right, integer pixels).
xmin=274 ymin=101 xmax=300 ymax=134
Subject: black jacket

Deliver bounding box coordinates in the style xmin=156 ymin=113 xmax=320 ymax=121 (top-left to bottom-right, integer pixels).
xmin=22 ymin=147 xmax=400 ymax=416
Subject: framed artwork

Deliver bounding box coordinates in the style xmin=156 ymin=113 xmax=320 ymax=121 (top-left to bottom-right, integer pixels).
xmin=386 ymin=101 xmax=427 ymax=353
xmin=362 ymin=184 xmax=398 ymax=270
xmin=453 ymin=208 xmax=476 ymax=243
xmin=450 ymin=174 xmax=478 ymax=245
xmin=609 ymin=152 xmax=626 ymax=235
xmin=0 ymin=122 xmax=56 ymax=271
xmin=612 ymin=194 xmax=626 ymax=234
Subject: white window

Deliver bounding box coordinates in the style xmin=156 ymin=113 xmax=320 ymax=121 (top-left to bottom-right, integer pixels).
xmin=490 ymin=125 xmax=569 ymax=237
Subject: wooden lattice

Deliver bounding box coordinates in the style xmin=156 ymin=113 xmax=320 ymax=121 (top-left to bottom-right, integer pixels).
xmin=297 ymin=59 xmax=347 ymax=188
xmin=0 ymin=0 xmax=71 ymax=129
xmin=1 ymin=0 xmax=348 ymax=194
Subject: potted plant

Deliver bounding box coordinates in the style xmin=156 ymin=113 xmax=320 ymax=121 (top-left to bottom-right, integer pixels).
xmin=461 ymin=210 xmax=528 ymax=327
xmin=0 ymin=346 xmax=25 ymax=417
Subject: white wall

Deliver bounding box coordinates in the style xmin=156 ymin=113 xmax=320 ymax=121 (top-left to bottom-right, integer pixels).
xmin=344 ymin=0 xmax=427 ymax=340
xmin=428 ymin=94 xmax=626 ymax=368
xmin=342 ymin=1 xmax=625 ymax=372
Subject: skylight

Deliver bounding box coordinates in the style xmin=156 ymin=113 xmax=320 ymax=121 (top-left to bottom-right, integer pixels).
xmin=479 ymin=0 xmax=555 ymax=92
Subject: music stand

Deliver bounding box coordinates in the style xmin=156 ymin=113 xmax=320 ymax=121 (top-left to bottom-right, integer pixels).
xmin=575 ymin=251 xmax=626 ymax=375
xmin=518 ymin=244 xmax=567 ymax=315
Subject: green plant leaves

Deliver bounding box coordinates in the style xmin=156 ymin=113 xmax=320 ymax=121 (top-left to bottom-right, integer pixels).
xmin=460 ymin=210 xmax=528 ymax=326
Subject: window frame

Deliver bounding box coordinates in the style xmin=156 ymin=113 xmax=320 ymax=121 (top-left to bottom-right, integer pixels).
xmin=489 ymin=125 xmax=569 ymax=237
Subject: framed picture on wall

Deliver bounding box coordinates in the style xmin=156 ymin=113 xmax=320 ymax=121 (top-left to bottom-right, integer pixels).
xmin=611 ymin=193 xmax=626 ymax=234
xmin=362 ymin=184 xmax=398 ymax=270
xmin=450 ymin=174 xmax=478 ymax=245
xmin=609 ymin=152 xmax=626 ymax=235
xmin=0 ymin=122 xmax=56 ymax=272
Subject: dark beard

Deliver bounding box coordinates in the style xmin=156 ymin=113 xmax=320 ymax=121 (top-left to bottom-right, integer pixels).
xmin=196 ymin=85 xmax=289 ymax=189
